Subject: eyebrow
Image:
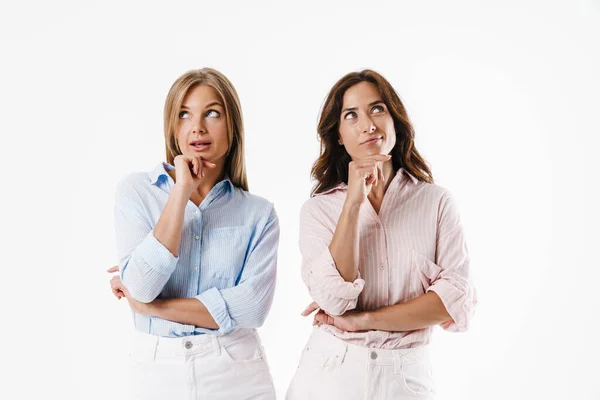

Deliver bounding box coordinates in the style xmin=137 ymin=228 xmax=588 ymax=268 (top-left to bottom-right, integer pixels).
xmin=342 ymin=100 xmax=385 ymax=113
xmin=180 ymin=101 xmax=224 ymax=109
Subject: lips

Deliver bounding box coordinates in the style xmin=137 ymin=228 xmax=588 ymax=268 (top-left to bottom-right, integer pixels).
xmin=190 ymin=139 xmax=212 ymax=151
xmin=361 ymin=136 xmax=383 ymax=145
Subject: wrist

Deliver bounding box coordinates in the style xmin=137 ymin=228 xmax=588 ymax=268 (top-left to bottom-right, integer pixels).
xmin=342 ymin=200 xmax=361 ymax=215
xmin=172 ymin=183 xmax=194 ymax=199
xmin=141 ymin=299 xmax=162 ymax=317
xmin=358 ymin=311 xmax=374 ymax=331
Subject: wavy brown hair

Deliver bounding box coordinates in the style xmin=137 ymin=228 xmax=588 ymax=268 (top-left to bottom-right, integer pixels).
xmin=311 ymin=69 xmax=433 ymax=196
xmin=163 ymin=68 xmax=248 ymax=191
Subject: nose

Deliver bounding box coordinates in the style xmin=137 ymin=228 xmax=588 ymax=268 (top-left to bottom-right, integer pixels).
xmin=361 ymin=116 xmax=376 ymax=133
xmin=191 ymin=118 xmax=206 ymax=134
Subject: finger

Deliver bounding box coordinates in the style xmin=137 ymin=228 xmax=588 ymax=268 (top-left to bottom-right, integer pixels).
xmin=196 ymin=156 xmax=204 ymax=178
xmin=354 ymin=165 xmax=379 ymax=178
xmin=190 ymin=157 xmax=199 ymax=176
xmin=367 ymin=154 xmax=392 ymax=162
xmin=373 ymin=164 xmax=379 ymax=186
xmin=107 ymin=265 xmax=119 ymax=273
xmin=377 ymin=163 xmax=384 ymax=182
xmin=365 ymin=168 xmax=377 ymax=186
xmin=355 ymin=154 xmax=390 ymax=164
xmin=353 ymin=160 xmax=378 ymax=170
xmin=314 ymin=313 xmax=329 ymax=325
xmin=301 ymin=301 xmax=320 ymax=316
xmin=201 ymin=160 xmax=217 ymax=169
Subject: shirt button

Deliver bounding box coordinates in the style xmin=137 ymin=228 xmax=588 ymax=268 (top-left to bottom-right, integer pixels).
xmin=376 ymin=223 xmax=381 ymax=229
xmin=370 ymin=351 xmax=378 ymax=359
xmin=192 ymin=266 xmax=198 ymax=271
xmin=184 ymin=341 xmax=193 ymax=349
xmin=380 ymin=265 xmax=385 ymax=270
xmin=194 ymin=235 xmax=200 ymax=240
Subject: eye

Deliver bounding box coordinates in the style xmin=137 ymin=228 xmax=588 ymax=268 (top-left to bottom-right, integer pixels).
xmin=179 ymin=111 xmax=190 ymax=119
xmin=371 ymin=105 xmax=385 ymax=114
xmin=206 ymin=109 xmax=220 ymax=118
xmin=344 ymin=111 xmax=357 ymax=120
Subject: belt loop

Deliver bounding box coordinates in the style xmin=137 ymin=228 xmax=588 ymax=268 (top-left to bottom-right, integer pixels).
xmin=149 ymin=335 xmax=158 ymax=361
xmin=338 ymin=343 xmax=348 ymax=368
xmin=212 ymin=335 xmax=221 ymax=355
xmin=393 ymin=351 xmax=402 ymax=375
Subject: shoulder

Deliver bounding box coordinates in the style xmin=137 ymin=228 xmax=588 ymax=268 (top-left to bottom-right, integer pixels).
xmin=234 ymin=188 xmax=277 ymax=219
xmin=300 ymin=190 xmax=343 ymax=222
xmin=411 ymin=181 xmax=462 ymax=221
xmin=115 ymin=172 xmax=152 ymax=198
xmin=114 ymin=167 xmax=162 ymax=208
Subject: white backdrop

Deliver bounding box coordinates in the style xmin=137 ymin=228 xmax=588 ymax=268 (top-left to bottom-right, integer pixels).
xmin=1 ymin=1 xmax=599 ymax=399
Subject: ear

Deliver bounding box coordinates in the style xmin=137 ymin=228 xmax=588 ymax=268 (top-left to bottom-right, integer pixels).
xmin=337 ymin=134 xmax=343 ymax=146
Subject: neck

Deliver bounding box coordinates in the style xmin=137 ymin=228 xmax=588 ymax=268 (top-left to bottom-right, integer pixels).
xmin=193 ymin=167 xmax=225 ymax=199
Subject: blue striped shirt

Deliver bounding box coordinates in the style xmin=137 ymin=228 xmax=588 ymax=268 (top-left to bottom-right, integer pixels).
xmin=114 ymin=162 xmax=279 ymax=337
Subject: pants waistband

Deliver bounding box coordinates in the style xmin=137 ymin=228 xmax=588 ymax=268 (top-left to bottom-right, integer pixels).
xmin=132 ymin=328 xmax=259 ymax=360
xmin=308 ymin=327 xmax=429 ymax=368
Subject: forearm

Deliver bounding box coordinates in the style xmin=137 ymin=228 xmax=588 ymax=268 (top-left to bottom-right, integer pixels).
xmin=153 ymin=184 xmax=191 ymax=257
xmin=329 ymin=202 xmax=361 ymax=282
xmin=363 ymin=292 xmax=452 ymax=332
xmin=144 ymin=298 xmax=219 ymax=329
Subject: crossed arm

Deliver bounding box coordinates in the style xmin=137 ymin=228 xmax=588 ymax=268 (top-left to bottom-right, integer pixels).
xmin=112 ymin=178 xmax=279 ymax=333
xmin=300 ymin=193 xmax=476 ymax=334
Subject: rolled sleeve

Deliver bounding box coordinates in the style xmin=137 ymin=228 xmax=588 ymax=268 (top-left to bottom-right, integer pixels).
xmin=195 ymin=287 xmax=235 ymax=335
xmin=121 ymin=231 xmax=179 ymax=303
xmin=302 ymin=244 xmax=365 ymax=316
xmin=114 ymin=178 xmax=179 ymax=303
xmin=427 ymin=279 xmax=477 ymax=332
xmin=427 ymin=191 xmax=477 ymax=332
xmin=134 ymin=232 xmax=179 ymax=276
xmin=299 ymin=200 xmax=365 ymax=316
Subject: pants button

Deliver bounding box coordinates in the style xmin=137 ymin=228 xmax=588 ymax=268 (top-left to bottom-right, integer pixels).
xmin=184 ymin=341 xmax=193 ymax=349
xmin=370 ymin=351 xmax=378 ymax=359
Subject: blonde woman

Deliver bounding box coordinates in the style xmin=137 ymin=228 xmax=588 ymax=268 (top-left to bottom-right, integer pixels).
xmin=108 ymin=68 xmax=277 ymax=400
xmin=286 ymin=70 xmax=477 ymax=399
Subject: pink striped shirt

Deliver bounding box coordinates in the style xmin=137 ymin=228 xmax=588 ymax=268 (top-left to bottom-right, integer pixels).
xmin=300 ymin=168 xmax=477 ymax=349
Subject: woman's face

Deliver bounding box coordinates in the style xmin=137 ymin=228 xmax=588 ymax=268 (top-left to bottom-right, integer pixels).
xmin=176 ymin=84 xmax=229 ymax=164
xmin=338 ymin=81 xmax=396 ymax=160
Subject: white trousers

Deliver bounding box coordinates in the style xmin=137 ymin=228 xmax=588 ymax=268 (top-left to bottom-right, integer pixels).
xmin=128 ymin=328 xmax=276 ymax=400
xmin=286 ymin=327 xmax=435 ymax=399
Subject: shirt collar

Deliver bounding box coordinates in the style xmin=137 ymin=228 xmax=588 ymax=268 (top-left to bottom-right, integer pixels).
xmin=400 ymin=168 xmax=419 ymax=185
xmin=149 ymin=162 xmax=235 ymax=192
xmin=313 ymin=167 xmax=418 ymax=197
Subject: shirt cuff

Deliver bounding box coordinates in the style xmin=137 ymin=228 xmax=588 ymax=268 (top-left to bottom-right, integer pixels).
xmin=307 ymin=249 xmax=365 ymax=298
xmin=195 ymin=287 xmax=235 ymax=335
xmin=427 ymin=280 xmax=476 ymax=332
xmin=305 ymin=249 xmax=365 ymax=315
xmin=136 ymin=231 xmax=179 ymax=275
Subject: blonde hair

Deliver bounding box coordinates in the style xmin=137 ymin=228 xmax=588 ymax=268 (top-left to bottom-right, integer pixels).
xmin=163 ymin=68 xmax=248 ymax=191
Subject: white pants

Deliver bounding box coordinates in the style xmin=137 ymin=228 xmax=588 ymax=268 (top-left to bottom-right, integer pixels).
xmin=128 ymin=328 xmax=276 ymax=400
xmin=286 ymin=327 xmax=435 ymax=399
